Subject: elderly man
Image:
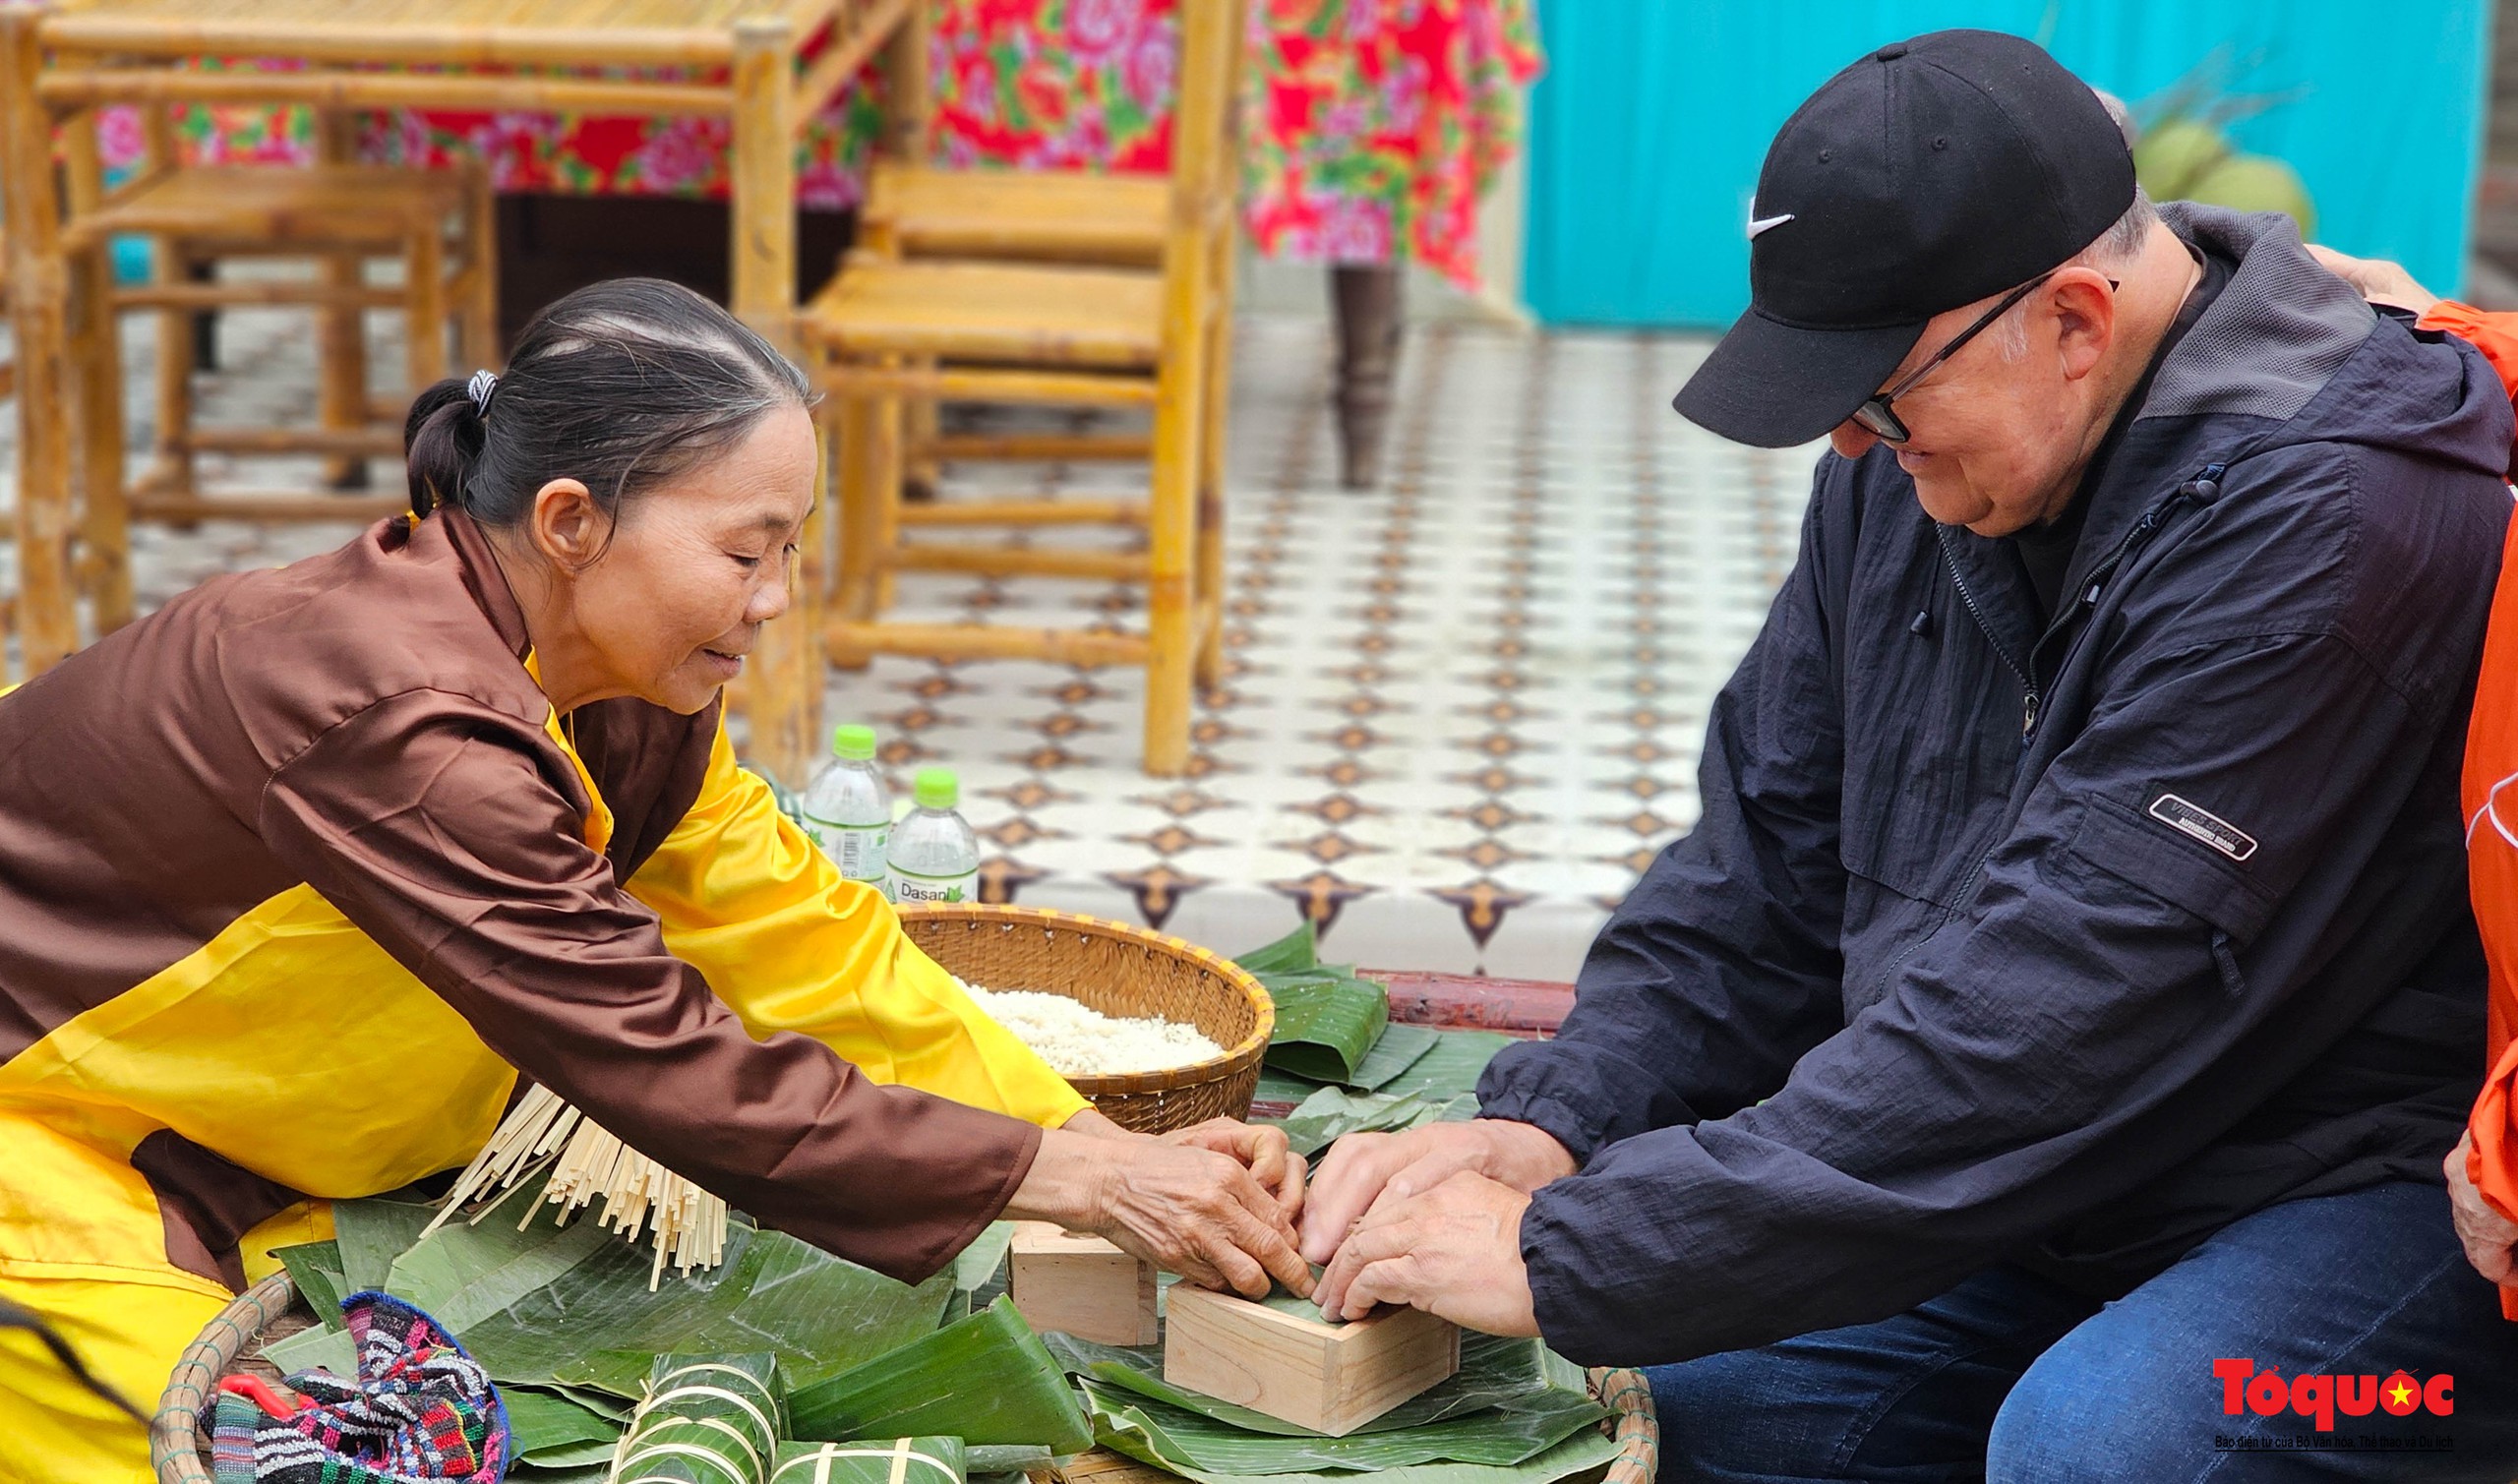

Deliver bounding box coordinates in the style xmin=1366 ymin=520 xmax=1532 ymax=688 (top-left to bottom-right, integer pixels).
xmin=1301 ymin=30 xmax=2518 ymax=1480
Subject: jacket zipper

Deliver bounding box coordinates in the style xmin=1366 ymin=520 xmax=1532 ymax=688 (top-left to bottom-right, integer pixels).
xmin=2047 ymin=462 xmax=2224 ymax=643
xmin=1933 ymin=525 xmax=2039 ymax=736
xmin=1888 ymin=463 xmax=2230 ymax=1001
xmin=1941 ymin=462 xmax=2228 ymax=742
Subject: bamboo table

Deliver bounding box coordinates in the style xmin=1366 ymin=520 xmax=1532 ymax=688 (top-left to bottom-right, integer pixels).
xmin=0 ymin=0 xmax=910 ymax=786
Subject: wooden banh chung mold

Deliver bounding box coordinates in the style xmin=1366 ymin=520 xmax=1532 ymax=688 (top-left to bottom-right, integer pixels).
xmin=1008 ymin=1221 xmax=1161 ymax=1346
xmin=1162 ymin=1283 xmax=1461 ymax=1436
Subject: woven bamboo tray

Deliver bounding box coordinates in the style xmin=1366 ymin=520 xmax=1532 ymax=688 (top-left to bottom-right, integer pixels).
xmin=152 ymin=1270 xmax=294 ymax=1484
xmin=158 ymin=1272 xmax=1660 ymax=1484
xmin=898 ymin=903 xmax=1273 ymax=1134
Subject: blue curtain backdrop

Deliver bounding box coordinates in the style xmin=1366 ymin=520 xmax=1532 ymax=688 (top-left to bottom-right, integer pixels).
xmin=1523 ymin=1 xmax=2494 ymax=327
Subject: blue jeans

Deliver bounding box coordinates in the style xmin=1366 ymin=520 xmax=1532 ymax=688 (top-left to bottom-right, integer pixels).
xmin=1643 ymin=1182 xmax=2518 ymax=1482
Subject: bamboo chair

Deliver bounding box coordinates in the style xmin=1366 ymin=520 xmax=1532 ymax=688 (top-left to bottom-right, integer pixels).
xmin=48 ymin=104 xmax=495 ymax=632
xmin=800 ymin=0 xmax=1244 ymax=777
xmin=1 ymin=224 xmax=15 ymax=674
xmin=860 ymin=0 xmax=1186 ymax=483
xmin=0 ymin=225 xmax=14 ymax=404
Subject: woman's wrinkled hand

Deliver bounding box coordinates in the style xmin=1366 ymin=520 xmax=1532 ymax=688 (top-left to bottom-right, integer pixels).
xmin=1096 ymin=1137 xmax=1315 ymax=1299
xmin=1163 ymin=1117 xmax=1306 ymax=1220
xmin=2446 ymin=1130 xmax=2518 ymax=1288
xmin=2308 ymin=245 xmax=2440 ymax=316
xmin=1011 ymin=1127 xmax=1313 ymax=1300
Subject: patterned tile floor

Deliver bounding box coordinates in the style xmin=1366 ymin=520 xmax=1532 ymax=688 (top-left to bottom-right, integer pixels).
xmin=1 ymin=304 xmax=1823 ymax=979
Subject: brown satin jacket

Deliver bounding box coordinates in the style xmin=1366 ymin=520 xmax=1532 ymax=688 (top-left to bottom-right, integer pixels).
xmin=0 ymin=507 xmax=1084 ymax=1296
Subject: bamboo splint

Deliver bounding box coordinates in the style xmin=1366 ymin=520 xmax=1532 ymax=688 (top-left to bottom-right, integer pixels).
xmin=426 ymin=1083 xmax=730 ymax=1289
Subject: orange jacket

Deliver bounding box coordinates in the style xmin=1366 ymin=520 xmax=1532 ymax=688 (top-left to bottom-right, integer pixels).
xmin=2428 ymin=299 xmax=2518 ymax=1318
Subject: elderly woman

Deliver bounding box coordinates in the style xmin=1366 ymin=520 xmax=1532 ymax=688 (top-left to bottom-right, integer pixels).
xmin=0 ymin=277 xmax=1308 ymax=1484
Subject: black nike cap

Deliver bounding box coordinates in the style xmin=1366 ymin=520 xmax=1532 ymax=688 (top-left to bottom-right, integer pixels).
xmin=1672 ymin=30 xmax=2135 ymax=448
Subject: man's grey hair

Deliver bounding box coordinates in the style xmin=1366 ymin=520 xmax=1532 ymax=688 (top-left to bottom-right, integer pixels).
xmin=1992 ymin=187 xmax=2159 ymax=357
xmin=1989 ymin=87 xmax=2153 ymax=358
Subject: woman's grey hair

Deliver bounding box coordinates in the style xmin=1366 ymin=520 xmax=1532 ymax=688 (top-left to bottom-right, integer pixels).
xmin=403 ymin=276 xmax=812 ymax=529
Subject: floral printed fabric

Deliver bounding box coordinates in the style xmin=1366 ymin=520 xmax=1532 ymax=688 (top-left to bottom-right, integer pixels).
xmin=90 ymin=0 xmax=1538 ymax=289
xmin=929 ymin=0 xmax=1541 ymax=286
xmin=88 ymin=29 xmax=887 ymax=208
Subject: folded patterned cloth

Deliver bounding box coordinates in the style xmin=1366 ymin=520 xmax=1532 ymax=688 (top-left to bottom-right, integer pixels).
xmin=212 ymin=1290 xmax=510 ymax=1484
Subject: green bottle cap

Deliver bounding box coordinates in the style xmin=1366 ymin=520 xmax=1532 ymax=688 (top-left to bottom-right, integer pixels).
xmin=831 ymin=724 xmax=876 ymax=761
xmin=913 ymin=768 xmax=959 ymax=810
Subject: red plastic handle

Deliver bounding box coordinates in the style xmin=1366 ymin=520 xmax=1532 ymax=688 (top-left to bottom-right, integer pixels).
xmin=215 ymin=1373 xmax=311 ymax=1420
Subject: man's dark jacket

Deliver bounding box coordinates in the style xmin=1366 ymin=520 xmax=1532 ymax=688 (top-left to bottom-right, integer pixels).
xmin=1481 ymin=205 xmax=2518 ymax=1366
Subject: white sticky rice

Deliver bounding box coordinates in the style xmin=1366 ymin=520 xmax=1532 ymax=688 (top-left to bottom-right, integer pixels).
xmin=961 ymin=983 xmax=1225 ymax=1077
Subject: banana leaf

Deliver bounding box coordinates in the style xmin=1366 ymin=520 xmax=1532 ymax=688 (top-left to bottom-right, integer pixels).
xmin=787 ymin=1297 xmax=1093 ymax=1454
xmin=386 ymin=1200 xmax=616 ymax=1336
xmin=1374 ymin=1032 xmax=1515 ymax=1105
xmin=510 ymin=1464 xmax=610 ymax=1484
xmin=1276 ymin=1089 xmax=1440 ymax=1158
xmin=508 ymin=1387 xmax=619 ymax=1454
xmin=1257 ymin=1028 xmax=1439 ymax=1106
xmin=321 ymin=1192 xmax=954 ymax=1396
xmin=1097 ymin=1422 xmax=1622 ymax=1484
xmin=956 ymin=1222 xmax=1015 ymax=1292
xmin=1344 ymin=1025 xmax=1442 ymax=1093
xmin=1233 ymin=923 xmax=1328 ymax=977
xmin=335 ymin=1198 xmax=439 ymax=1294
xmin=963 ymin=1446 xmax=1054 ymax=1474
xmin=1235 ymin=926 xmax=1393 ymax=1087
xmin=1253 ymin=1067 xmax=1328 ymax=1109
xmin=1261 ymin=975 xmax=1390 ymax=1085
xmin=505 ymin=1386 xmax=623 ymax=1458
xmin=521 ymin=1440 xmax=617 ymax=1469
xmin=952 ymin=1220 xmax=1016 ymax=1321
xmin=259 ymin=1321 xmax=355 ymax=1379
xmin=1075 ymin=1379 xmax=1608 ymax=1475
xmin=617 ymin=1352 xmax=785 ymax=1484
xmin=538 ymin=1383 xmax=635 ymax=1424
xmin=273 ymin=1240 xmax=348 ymax=1329
xmin=770 ymin=1438 xmax=967 ymax=1484
xmin=1049 ymin=1331 xmax=1604 ymax=1442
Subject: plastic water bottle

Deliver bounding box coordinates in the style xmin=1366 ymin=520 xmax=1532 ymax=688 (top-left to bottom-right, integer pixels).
xmin=886 ymin=768 xmax=981 ymax=905
xmin=800 ymin=724 xmax=891 ymax=888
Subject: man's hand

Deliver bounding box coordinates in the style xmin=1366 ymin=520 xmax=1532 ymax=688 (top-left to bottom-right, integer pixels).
xmin=2308 ymin=245 xmax=2440 ymax=316
xmin=2446 ymin=1130 xmax=2518 ymax=1288
xmin=1311 ymin=1169 xmax=1540 ymax=1336
xmin=1299 ymin=1119 xmax=1576 ymax=1266
xmin=1164 ymin=1117 xmax=1306 ymax=1221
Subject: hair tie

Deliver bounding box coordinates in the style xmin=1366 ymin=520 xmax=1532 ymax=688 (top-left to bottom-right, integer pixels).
xmin=466 ymin=369 xmax=500 ymax=420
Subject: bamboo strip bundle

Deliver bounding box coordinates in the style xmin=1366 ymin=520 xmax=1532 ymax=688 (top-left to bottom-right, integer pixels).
xmin=426 ymin=1085 xmax=729 ymax=1288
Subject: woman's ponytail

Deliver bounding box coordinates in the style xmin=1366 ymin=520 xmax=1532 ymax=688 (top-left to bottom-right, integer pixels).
xmin=402 ymin=376 xmax=485 ymax=518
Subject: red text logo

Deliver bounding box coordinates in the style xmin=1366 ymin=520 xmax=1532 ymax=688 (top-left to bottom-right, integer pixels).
xmin=2214 ymin=1360 xmax=2452 ymax=1432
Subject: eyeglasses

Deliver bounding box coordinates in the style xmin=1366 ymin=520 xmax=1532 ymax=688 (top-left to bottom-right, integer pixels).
xmin=1851 ymin=272 xmax=2055 ymax=445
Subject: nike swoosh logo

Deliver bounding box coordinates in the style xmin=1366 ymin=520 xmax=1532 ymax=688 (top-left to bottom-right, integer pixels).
xmin=1748 ymin=213 xmax=1795 ymax=239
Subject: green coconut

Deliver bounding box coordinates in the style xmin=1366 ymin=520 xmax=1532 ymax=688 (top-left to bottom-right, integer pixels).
xmin=2131 ymin=118 xmax=2231 ymax=200
xmin=2183 ymin=152 xmax=2316 ymax=237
